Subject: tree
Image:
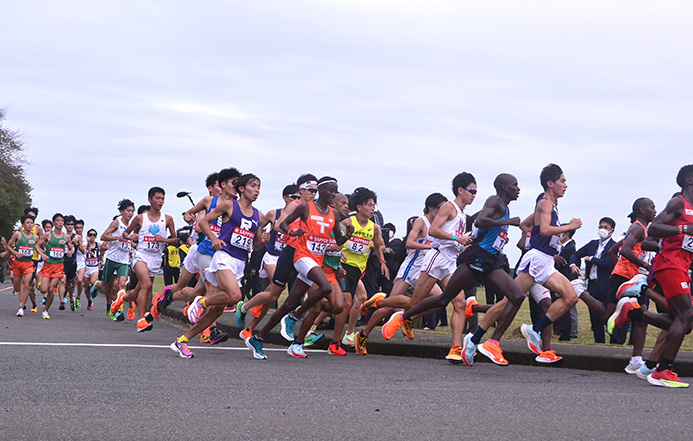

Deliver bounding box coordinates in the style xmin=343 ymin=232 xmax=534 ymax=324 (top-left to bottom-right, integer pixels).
xmin=0 ymin=108 xmax=32 ymax=240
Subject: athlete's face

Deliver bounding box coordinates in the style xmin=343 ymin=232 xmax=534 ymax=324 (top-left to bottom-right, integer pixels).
xmin=44 ymin=223 xmax=53 ymax=233
xmin=318 ymin=183 xmax=338 ymax=206
xmin=548 ymin=174 xmax=568 ymax=198
xmin=506 ymin=179 xmax=521 ymax=201
xmin=461 ymin=183 xmax=477 ymax=205
xmin=53 ymin=217 xmax=64 ymax=231
xmin=643 ymin=200 xmax=657 ymax=222
xmin=220 ymin=178 xmax=238 ymax=198
xmin=333 ymin=194 xmax=350 ymax=218
xmin=429 ymin=202 xmax=444 ymax=219
xmin=121 ymin=206 xmax=135 ymax=222
xmin=87 ymin=231 xmax=97 ymax=243
xmin=300 ymin=185 xmax=318 ymax=202
xmin=209 ymin=181 xmax=222 ymax=197
xmin=149 ymin=192 xmax=165 ymax=210
xmin=283 ymin=192 xmax=301 ymax=205
xmin=240 ymin=179 xmax=261 ymax=202
xmin=22 ymin=217 xmax=34 ymax=232
xmin=64 ymin=221 xmax=74 ymax=233
xmin=358 ymin=198 xmax=376 ymax=218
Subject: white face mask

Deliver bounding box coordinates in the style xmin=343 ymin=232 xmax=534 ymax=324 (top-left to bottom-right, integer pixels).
xmin=597 ymin=228 xmax=611 ymax=240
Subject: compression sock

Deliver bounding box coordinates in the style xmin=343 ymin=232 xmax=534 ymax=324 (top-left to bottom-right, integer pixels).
xmin=628 ymin=308 xmax=644 ymax=322
xmin=657 ymin=358 xmax=673 ymax=372
xmin=533 ymin=315 xmax=553 ymax=333
xmin=471 ymin=326 xmax=487 ymax=345
xmin=177 ymin=336 xmax=189 ymax=343
xmin=645 ymin=360 xmax=658 ymax=370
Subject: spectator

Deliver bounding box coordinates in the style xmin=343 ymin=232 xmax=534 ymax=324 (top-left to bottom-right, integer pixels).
xmin=553 ymin=227 xmax=578 ymax=341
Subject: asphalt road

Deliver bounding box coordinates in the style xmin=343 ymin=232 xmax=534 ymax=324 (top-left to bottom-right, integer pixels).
xmin=0 ymin=281 xmax=691 ymax=440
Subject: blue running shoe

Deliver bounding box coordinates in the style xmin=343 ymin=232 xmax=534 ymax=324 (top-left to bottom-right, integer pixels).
xmin=245 ymin=336 xmax=267 ymax=360
xmin=636 ymin=364 xmax=656 ymax=380
xmin=287 ymin=343 xmax=307 ymax=358
xmin=462 ymin=333 xmax=477 ymax=366
xmin=280 ymin=315 xmax=297 ymax=341
xmin=520 ymin=324 xmax=541 ymax=354
xmin=616 ymin=274 xmax=648 ymax=300
xmin=304 ymin=332 xmax=324 ymax=347
xmin=235 ymin=300 xmax=246 ymax=328
xmin=90 ymin=284 xmax=99 ymax=299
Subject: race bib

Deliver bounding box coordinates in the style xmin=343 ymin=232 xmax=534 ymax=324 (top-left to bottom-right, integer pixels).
xmin=49 ymin=247 xmax=64 ymax=259
xmin=325 ymin=238 xmax=341 ymax=257
xmin=209 ymin=221 xmax=222 ymax=238
xmin=19 ymin=245 xmax=34 ymax=258
xmin=143 ymin=235 xmax=163 ymax=252
xmin=682 ymin=235 xmax=693 ymax=253
xmin=549 ymin=234 xmax=561 ymax=250
xmin=231 ymin=227 xmax=254 ymax=251
xmin=493 ymin=229 xmax=509 ymax=253
xmin=274 ymin=233 xmax=287 ymax=252
xmin=86 ymin=257 xmax=100 ymax=267
xmin=346 ymin=236 xmax=370 ymax=255
xmin=525 ymin=230 xmax=532 ymax=250
xmin=306 ymin=235 xmax=329 ymax=255
xmin=118 ymin=239 xmax=131 ymax=251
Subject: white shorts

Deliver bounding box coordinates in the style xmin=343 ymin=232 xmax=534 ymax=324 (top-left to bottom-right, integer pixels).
xmin=517 ymin=249 xmax=558 ymax=286
xmin=85 ymin=266 xmax=99 ymax=278
xmin=259 ymin=253 xmax=279 ymax=279
xmin=204 ymin=250 xmax=245 ymax=287
xmin=76 ymin=259 xmax=86 ymax=271
xmin=528 ymin=283 xmax=550 ymax=303
xmin=183 ymin=244 xmax=200 ymax=274
xmin=294 ymin=256 xmax=320 ymax=286
xmin=132 ymin=250 xmax=163 ymax=278
xmin=195 ymin=251 xmax=214 ymax=282
xmin=396 ymin=251 xmax=427 ymax=288
xmin=420 ymin=248 xmax=456 ymax=282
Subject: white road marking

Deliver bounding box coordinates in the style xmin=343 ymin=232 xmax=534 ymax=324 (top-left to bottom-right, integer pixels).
xmin=0 ymin=341 xmax=326 ymax=353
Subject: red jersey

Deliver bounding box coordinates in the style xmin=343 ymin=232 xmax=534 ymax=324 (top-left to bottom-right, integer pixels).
xmin=293 ymin=201 xmax=336 ymax=267
xmin=285 ymin=199 xmax=302 ymax=249
xmin=655 ymin=196 xmax=693 ymax=272
xmin=612 ymin=220 xmax=648 ymax=279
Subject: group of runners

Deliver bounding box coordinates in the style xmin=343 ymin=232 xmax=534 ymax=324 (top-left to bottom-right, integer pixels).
xmin=4 ymin=163 xmax=693 ymax=389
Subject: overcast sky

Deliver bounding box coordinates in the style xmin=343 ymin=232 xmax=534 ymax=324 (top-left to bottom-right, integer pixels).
xmin=3 ymin=1 xmax=692 ymax=266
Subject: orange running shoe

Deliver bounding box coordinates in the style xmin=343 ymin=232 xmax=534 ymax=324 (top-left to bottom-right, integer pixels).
xmin=355 ymin=331 xmax=368 ymax=355
xmin=465 ymin=296 xmax=478 ymax=320
xmin=446 ymin=345 xmax=463 ymax=364
xmin=382 ymin=312 xmax=404 ymax=340
xmin=200 ymin=327 xmax=211 ymax=343
xmin=136 ymin=314 xmax=153 ymax=333
xmin=360 ymin=292 xmax=385 ymax=316
xmin=401 ymin=318 xmax=415 ymax=340
xmin=127 ymin=302 xmax=137 ymax=321
xmin=239 ymin=327 xmax=253 ymax=341
xmin=536 ymin=349 xmax=563 ymax=364
xmin=110 ymin=290 xmax=127 ymax=315
xmin=327 ymin=341 xmax=347 ymax=356
xmin=478 ymin=340 xmax=509 ymax=366
xmin=183 ymin=301 xmax=191 ymax=317
xmin=151 ymin=291 xmax=163 ymax=319
xmin=251 ymin=304 xmax=263 ymax=318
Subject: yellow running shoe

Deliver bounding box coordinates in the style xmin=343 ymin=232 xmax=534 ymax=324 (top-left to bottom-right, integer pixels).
xmin=355 ymin=331 xmax=368 ymax=355
xmin=200 ymin=327 xmax=211 ymax=343
xmin=360 ymin=292 xmax=385 ymax=316
xmin=401 ymin=318 xmax=414 ymax=340
xmin=445 ymin=345 xmax=463 ymax=364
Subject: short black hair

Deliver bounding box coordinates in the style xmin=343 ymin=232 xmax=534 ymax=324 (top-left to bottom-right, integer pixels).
xmin=282 ymin=184 xmax=299 ymax=196
xmin=20 ymin=215 xmax=34 ymax=225
xmin=676 ymin=164 xmax=693 ymax=188
xmin=234 ymin=173 xmax=261 ymax=193
xmin=424 ymin=193 xmax=448 ymax=214
xmin=42 ymin=219 xmax=53 ymax=229
xmin=540 ymin=163 xmax=563 ymax=190
xmin=64 ymin=215 xmax=76 ymax=224
xmin=87 ymin=228 xmax=97 ymax=236
xmin=52 ymin=213 xmax=64 ymax=222
xmin=148 ymin=187 xmax=165 ymax=199
xmin=137 ymin=205 xmax=150 ymax=214
xmin=218 ymin=167 xmax=242 ymax=186
xmin=118 ymin=199 xmax=135 ymax=212
xmin=24 ymin=207 xmax=38 ymax=216
xmin=75 ymin=219 xmax=85 ymax=227
xmin=451 ymin=172 xmax=476 ymax=197
xmin=351 ymin=187 xmax=377 ymax=208
xmin=205 ymin=172 xmax=220 ymax=189
xmin=599 ymin=217 xmax=615 ymax=230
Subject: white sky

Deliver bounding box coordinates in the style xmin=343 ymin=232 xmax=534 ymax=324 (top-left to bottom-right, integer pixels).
xmin=2 ymin=1 xmax=692 ymax=266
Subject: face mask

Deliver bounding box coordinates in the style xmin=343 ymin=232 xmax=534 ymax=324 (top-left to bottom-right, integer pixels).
xmin=598 ymin=228 xmax=611 ymax=240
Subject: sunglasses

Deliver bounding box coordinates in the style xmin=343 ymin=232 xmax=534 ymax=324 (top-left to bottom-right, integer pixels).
xmin=87 ymin=233 xmax=97 ymax=237
xmin=65 ymin=223 xmax=74 ymax=226
xmin=464 ymin=187 xmax=477 ymax=195
xmin=76 ymin=226 xmax=84 ymax=229
xmin=288 ymin=195 xmax=301 ymax=200
xmin=305 ymin=188 xmax=318 ymax=193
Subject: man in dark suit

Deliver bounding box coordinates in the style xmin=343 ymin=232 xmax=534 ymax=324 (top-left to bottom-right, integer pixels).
xmin=569 ymin=217 xmax=617 ymax=343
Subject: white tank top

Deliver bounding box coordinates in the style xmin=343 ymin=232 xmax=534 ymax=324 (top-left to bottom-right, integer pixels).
xmin=432 ymin=201 xmax=466 ymax=257
xmin=76 ymin=236 xmax=87 ymax=264
xmin=138 ymin=212 xmax=168 ymax=255
xmin=398 ymin=216 xmax=434 ymax=270
xmin=105 ymin=219 xmax=132 ymax=264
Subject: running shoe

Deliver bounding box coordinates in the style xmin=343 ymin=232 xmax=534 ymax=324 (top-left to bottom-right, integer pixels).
xmin=536 ymin=349 xmax=563 ymax=364
xmin=86 ymin=303 xmax=93 ymax=311
xmin=239 ymin=327 xmax=252 ymax=341
xmin=342 ymin=332 xmax=356 ymax=347
xmin=42 ymin=311 xmax=50 ymax=319
xmin=223 ymin=305 xmax=235 ymax=313
xmin=462 ymin=333 xmax=476 ymax=366
xmin=136 ymin=314 xmax=154 ymax=333
xmin=170 ymin=340 xmax=194 ymax=359
xmin=647 ymin=369 xmax=689 ymax=388
xmin=381 ymin=312 xmax=404 ymax=340
xmin=16 ymin=307 xmax=24 ymax=317
xmin=75 ymin=298 xmax=81 ymax=309
xmin=304 ymin=332 xmax=324 ymax=347
xmin=355 ymin=331 xmax=368 ymax=355
xmin=360 ymin=292 xmax=385 ymax=316
xmin=70 ymin=300 xmax=75 ymax=311
xmin=89 ymin=284 xmax=99 ymax=299
xmin=625 ymin=359 xmax=645 ymax=375
xmin=520 ymin=324 xmax=541 ymax=355
xmin=183 ymin=301 xmax=190 ymax=317
xmin=235 ymin=300 xmax=247 ymax=328
xmin=12 ymin=291 xmax=17 ymax=296
xmin=187 ymin=296 xmax=205 ymax=325
xmin=280 ymin=314 xmax=297 ymax=341
xmin=41 ymin=296 xmax=46 ymax=305
xmin=401 ymin=318 xmax=415 ymax=340
xmin=150 ymin=291 xmax=163 ymax=319
xmin=616 ymin=274 xmax=648 ymax=300
xmin=159 ymin=285 xmax=174 ymax=311
xmin=59 ymin=302 xmax=66 ymax=311
xmin=127 ymin=303 xmax=136 ymax=321
xmin=288 ymin=343 xmax=307 ymax=358
xmin=571 ymin=278 xmax=587 ymax=297
xmin=328 ymin=341 xmax=347 ymax=356
xmin=636 ymin=364 xmax=656 ymax=380
xmin=251 ymin=304 xmax=263 ymax=318
xmin=445 ymin=345 xmax=463 ymax=364
xmin=465 ymin=296 xmax=478 ymax=320
xmin=479 ymin=340 xmax=509 ymax=366
xmin=30 ymin=305 xmax=38 ymax=313
xmin=110 ymin=290 xmax=127 ymax=314
xmin=209 ymin=328 xmax=229 ymax=345
xmin=245 ymin=336 xmax=266 ymax=360
xmin=112 ymin=311 xmax=125 ymax=321
xmin=200 ymin=327 xmax=211 ymax=343
xmin=607 ymin=297 xmax=640 ymax=335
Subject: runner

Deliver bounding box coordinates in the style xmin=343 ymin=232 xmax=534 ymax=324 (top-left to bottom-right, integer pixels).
xmin=5 ymin=215 xmax=38 ymax=316
xmin=117 ymin=188 xmax=177 ymax=332
xmin=34 ymin=213 xmax=74 ymax=319
xmin=81 ymin=228 xmax=101 ymax=310
xmin=355 ymin=192 xmax=447 ymax=355
xmin=24 ymin=207 xmax=42 ymax=311
xmin=245 ymin=176 xmax=354 ymax=359
xmin=60 ymin=215 xmax=80 ymax=311
xmin=171 ymin=173 xmax=263 ymax=358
